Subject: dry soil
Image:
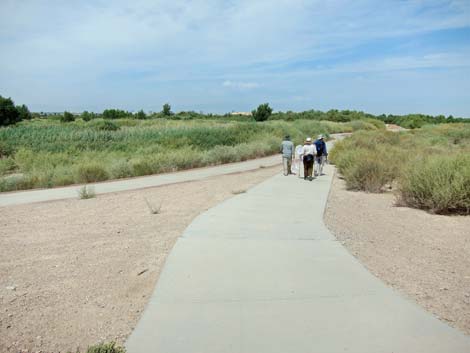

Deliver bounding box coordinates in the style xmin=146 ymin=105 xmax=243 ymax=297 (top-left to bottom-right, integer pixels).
xmin=0 ymin=165 xmax=280 ymax=352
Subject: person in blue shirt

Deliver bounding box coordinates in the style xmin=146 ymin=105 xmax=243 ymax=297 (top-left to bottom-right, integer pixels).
xmin=314 ymin=134 xmax=327 ymax=176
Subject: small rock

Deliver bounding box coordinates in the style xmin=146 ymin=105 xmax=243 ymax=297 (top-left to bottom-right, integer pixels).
xmin=137 ymin=268 xmax=149 ymax=276
xmin=6 ymin=286 xmax=16 ymax=291
xmin=439 ymin=287 xmax=449 ymax=291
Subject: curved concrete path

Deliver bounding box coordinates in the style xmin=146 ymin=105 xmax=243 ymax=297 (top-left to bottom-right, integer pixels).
xmin=126 ymin=163 xmax=470 ymax=353
xmin=0 ymin=155 xmax=281 ymax=207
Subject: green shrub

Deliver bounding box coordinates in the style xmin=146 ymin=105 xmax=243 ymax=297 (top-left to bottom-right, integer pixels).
xmin=92 ymin=119 xmax=120 ymax=131
xmin=331 ymin=124 xmax=470 ymax=213
xmin=0 ymin=173 xmax=37 ymax=192
xmin=108 ymin=159 xmax=133 ymax=179
xmin=0 ymin=157 xmax=16 ymax=175
xmin=0 ymin=140 xmax=14 ymax=157
xmin=349 ymin=120 xmax=376 ymax=131
xmin=85 ymin=342 xmax=126 ymax=353
xmin=341 ymin=149 xmax=400 ymax=192
xmin=252 ymin=103 xmax=272 ymax=122
xmin=60 ymin=111 xmax=76 ymax=123
xmin=399 ymin=153 xmax=470 ymax=214
xmin=78 ymin=185 xmax=96 ymax=199
xmin=131 ymin=158 xmax=155 ymax=176
xmin=76 ymin=163 xmax=109 ymax=183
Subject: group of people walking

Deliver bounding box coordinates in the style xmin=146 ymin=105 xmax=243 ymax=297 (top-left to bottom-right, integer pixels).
xmin=280 ymin=134 xmax=327 ymax=181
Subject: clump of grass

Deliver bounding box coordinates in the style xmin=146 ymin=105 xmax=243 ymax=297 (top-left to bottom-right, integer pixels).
xmin=83 ymin=342 xmax=126 ymax=353
xmin=145 ymin=197 xmax=162 ymax=214
xmin=78 ymin=185 xmax=96 ymax=199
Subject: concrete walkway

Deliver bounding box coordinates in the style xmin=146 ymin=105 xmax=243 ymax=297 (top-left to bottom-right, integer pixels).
xmin=0 ymin=155 xmax=281 ymax=207
xmin=126 ymin=163 xmax=470 ymax=353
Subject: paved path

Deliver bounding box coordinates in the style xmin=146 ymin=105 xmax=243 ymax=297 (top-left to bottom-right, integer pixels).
xmin=0 ymin=155 xmax=281 ymax=207
xmin=126 ymin=163 xmax=470 ymax=353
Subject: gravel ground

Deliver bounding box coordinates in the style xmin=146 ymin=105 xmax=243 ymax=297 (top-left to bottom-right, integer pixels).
xmin=0 ymin=165 xmax=280 ymax=352
xmin=324 ymin=171 xmax=470 ymax=336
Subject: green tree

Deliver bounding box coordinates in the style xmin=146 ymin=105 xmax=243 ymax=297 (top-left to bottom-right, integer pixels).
xmin=162 ymin=103 xmax=172 ymax=116
xmin=60 ymin=111 xmax=75 ymax=122
xmin=136 ymin=109 xmax=147 ymax=120
xmin=252 ymin=103 xmax=273 ymax=122
xmin=0 ymin=96 xmax=21 ymax=126
xmin=102 ymin=109 xmax=130 ymax=119
xmin=17 ymin=104 xmax=32 ymax=121
xmin=81 ymin=111 xmax=93 ymax=122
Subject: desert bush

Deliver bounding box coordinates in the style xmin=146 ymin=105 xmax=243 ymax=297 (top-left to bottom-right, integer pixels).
xmin=108 ymin=159 xmax=133 ymax=179
xmin=399 ymin=153 xmax=470 ymax=214
xmin=131 ymin=158 xmax=155 ymax=176
xmin=0 ymin=173 xmax=37 ymax=192
xmin=76 ymin=163 xmax=109 ymax=183
xmin=349 ymin=120 xmax=376 ymax=131
xmin=0 ymin=157 xmax=16 ymax=175
xmin=0 ymin=140 xmax=14 ymax=157
xmin=341 ymin=148 xmax=403 ymax=192
xmin=331 ymin=124 xmax=470 ymax=213
xmin=51 ymin=166 xmax=76 ymax=186
xmin=92 ymin=119 xmax=120 ymax=131
xmin=78 ymin=185 xmax=96 ymax=199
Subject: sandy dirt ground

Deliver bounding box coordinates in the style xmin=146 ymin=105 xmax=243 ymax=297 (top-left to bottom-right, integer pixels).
xmin=0 ymin=165 xmax=280 ymax=352
xmin=324 ymin=172 xmax=470 ymax=336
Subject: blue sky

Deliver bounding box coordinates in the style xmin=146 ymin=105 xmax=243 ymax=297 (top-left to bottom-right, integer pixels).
xmin=1 ymin=0 xmax=469 ymax=116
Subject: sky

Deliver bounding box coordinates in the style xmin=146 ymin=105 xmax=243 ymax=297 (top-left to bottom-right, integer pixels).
xmin=1 ymin=0 xmax=470 ymax=116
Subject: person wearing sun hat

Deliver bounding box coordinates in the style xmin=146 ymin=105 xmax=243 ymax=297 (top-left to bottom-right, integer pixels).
xmin=301 ymin=137 xmax=315 ymax=181
xmin=314 ymin=134 xmax=327 ymax=176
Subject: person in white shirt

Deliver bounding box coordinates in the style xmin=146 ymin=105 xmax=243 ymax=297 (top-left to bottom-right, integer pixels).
xmin=301 ymin=137 xmax=316 ymax=181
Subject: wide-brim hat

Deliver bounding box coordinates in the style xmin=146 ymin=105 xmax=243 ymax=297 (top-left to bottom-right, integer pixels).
xmin=305 ymin=137 xmax=312 ymax=143
xmin=318 ymin=134 xmax=324 ymax=139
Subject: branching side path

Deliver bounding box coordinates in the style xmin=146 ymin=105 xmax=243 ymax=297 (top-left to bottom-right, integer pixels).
xmin=0 ymin=155 xmax=281 ymax=207
xmin=127 ymin=163 xmax=470 ymax=352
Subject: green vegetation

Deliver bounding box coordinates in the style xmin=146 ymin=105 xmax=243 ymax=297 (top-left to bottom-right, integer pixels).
xmin=330 ymin=124 xmax=470 ymax=214
xmin=270 ymin=109 xmax=469 ymax=128
xmin=78 ymin=185 xmax=96 ymax=199
xmin=2 ymin=93 xmax=468 ymax=129
xmin=162 ymin=103 xmax=172 ymax=116
xmin=252 ymin=103 xmax=273 ymax=122
xmin=61 ymin=111 xmax=76 ymax=123
xmin=69 ymin=342 xmax=126 ymax=353
xmin=0 ymin=118 xmax=377 ymax=192
xmin=0 ymin=96 xmax=32 ymax=126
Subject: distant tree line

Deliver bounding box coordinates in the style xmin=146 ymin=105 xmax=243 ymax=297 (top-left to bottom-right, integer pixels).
xmin=1 ymin=95 xmax=468 ymax=128
xmin=269 ymin=109 xmax=469 ymax=128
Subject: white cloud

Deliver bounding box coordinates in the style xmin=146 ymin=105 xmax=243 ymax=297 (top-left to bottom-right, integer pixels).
xmin=222 ymin=80 xmax=260 ymax=89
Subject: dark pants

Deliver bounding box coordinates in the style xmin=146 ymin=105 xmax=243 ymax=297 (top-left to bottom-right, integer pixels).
xmin=303 ymin=156 xmax=314 ymax=178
